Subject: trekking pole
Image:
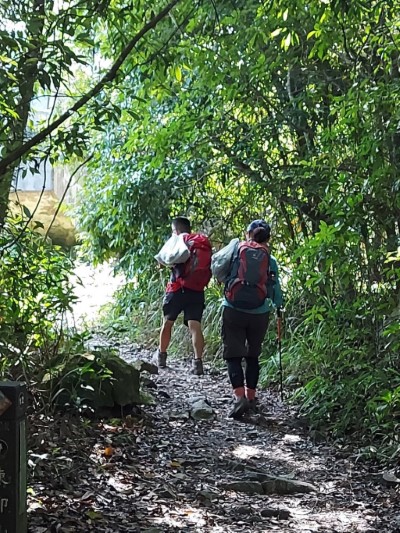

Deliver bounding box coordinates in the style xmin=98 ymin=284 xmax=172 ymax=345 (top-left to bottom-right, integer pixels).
xmin=277 ymin=307 xmax=284 ymax=401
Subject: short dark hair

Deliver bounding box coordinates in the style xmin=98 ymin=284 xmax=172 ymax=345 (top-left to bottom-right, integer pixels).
xmin=172 ymin=217 xmax=191 ymax=233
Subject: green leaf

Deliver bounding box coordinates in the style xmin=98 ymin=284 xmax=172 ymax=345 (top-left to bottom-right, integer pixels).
xmin=23 ymin=205 xmax=32 ymax=219
xmin=271 ymin=28 xmax=282 ymax=38
xmin=282 ymin=32 xmax=291 ymax=49
xmin=175 ymin=65 xmax=182 ymax=82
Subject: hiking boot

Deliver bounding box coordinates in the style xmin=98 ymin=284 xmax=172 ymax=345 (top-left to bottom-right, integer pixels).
xmin=248 ymin=399 xmax=259 ymax=413
xmin=228 ymin=397 xmax=250 ymax=419
xmin=192 ymin=358 xmax=204 ymax=376
xmin=158 ymin=351 xmax=167 ymax=368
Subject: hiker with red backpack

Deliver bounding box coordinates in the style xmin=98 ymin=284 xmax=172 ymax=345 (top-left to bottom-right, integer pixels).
xmin=221 ymin=220 xmax=283 ymax=418
xmin=157 ymin=217 xmax=212 ymax=376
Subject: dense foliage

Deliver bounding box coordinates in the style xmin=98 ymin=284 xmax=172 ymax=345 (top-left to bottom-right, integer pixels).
xmin=0 ymin=211 xmax=76 ymax=381
xmin=0 ymin=0 xmax=200 ymax=405
xmin=76 ymin=0 xmax=400 ymax=458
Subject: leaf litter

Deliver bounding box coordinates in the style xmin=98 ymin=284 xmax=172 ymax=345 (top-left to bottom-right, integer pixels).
xmin=28 ymin=344 xmax=400 ymax=532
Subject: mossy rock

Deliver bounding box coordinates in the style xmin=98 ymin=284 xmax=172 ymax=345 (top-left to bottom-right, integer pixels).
xmin=48 ymin=352 xmax=141 ymax=410
xmin=106 ymin=354 xmax=141 ymax=405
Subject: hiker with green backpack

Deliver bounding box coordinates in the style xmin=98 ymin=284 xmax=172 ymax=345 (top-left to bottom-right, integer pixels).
xmin=214 ymin=220 xmax=283 ymax=419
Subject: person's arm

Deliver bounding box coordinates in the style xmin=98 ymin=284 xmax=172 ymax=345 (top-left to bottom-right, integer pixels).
xmin=267 ymin=255 xmax=284 ymax=308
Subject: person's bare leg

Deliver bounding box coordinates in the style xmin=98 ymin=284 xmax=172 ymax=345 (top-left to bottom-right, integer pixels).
xmin=188 ymin=320 xmax=204 ymax=375
xmin=188 ymin=320 xmax=204 ymax=359
xmin=158 ymin=319 xmax=174 ymax=367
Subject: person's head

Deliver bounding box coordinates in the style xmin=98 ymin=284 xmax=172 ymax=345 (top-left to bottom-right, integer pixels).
xmin=246 ymin=219 xmax=271 ymax=243
xmin=171 ymin=216 xmax=191 ymax=235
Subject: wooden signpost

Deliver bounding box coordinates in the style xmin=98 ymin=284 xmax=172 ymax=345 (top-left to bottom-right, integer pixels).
xmin=0 ymin=382 xmax=27 ymax=533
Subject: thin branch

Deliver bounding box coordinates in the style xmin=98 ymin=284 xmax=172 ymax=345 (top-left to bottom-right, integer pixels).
xmin=45 ymin=155 xmax=93 ymax=239
xmin=136 ymin=3 xmax=197 ymax=69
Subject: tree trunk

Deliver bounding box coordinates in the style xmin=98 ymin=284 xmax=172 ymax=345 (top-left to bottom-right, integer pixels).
xmin=0 ymin=0 xmax=46 ymax=224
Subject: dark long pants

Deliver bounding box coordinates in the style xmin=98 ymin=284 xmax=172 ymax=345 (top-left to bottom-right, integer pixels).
xmin=222 ymin=306 xmax=269 ymax=390
xmin=226 ymin=357 xmax=260 ymax=389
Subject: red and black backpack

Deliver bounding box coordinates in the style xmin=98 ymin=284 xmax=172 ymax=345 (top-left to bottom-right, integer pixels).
xmin=225 ymin=241 xmax=269 ymax=309
xmin=177 ymin=233 xmax=212 ymax=291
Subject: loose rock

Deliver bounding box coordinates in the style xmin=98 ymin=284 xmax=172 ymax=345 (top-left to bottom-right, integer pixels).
xmin=262 ymin=478 xmax=318 ymax=495
xmin=220 ymin=481 xmax=264 ymax=495
xmin=142 ymin=377 xmax=157 ymax=389
xmin=133 ymin=360 xmax=159 ymax=375
xmin=260 ymin=508 xmax=291 ymax=519
xmin=197 ymin=490 xmax=220 ymax=502
xmin=382 ymin=471 xmax=400 ymax=485
xmin=190 ymin=399 xmax=214 ymax=420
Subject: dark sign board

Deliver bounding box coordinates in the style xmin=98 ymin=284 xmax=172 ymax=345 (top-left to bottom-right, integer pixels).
xmin=0 ymin=382 xmax=27 ymax=533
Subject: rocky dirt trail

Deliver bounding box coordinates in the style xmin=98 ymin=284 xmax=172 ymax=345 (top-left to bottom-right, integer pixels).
xmin=28 ymin=347 xmax=400 ymax=533
xmin=27 ymin=264 xmax=400 ymax=532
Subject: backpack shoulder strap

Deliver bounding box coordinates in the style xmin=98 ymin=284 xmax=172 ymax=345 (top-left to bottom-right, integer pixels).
xmin=225 ymin=240 xmax=243 ymax=286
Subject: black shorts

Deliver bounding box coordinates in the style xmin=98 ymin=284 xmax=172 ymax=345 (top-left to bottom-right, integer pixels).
xmin=162 ymin=289 xmax=205 ymax=325
xmin=222 ymin=306 xmax=269 ymax=360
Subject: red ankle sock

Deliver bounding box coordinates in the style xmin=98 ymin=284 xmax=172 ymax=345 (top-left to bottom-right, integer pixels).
xmin=246 ymin=388 xmax=256 ymax=401
xmin=233 ymin=386 xmax=245 ymax=399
